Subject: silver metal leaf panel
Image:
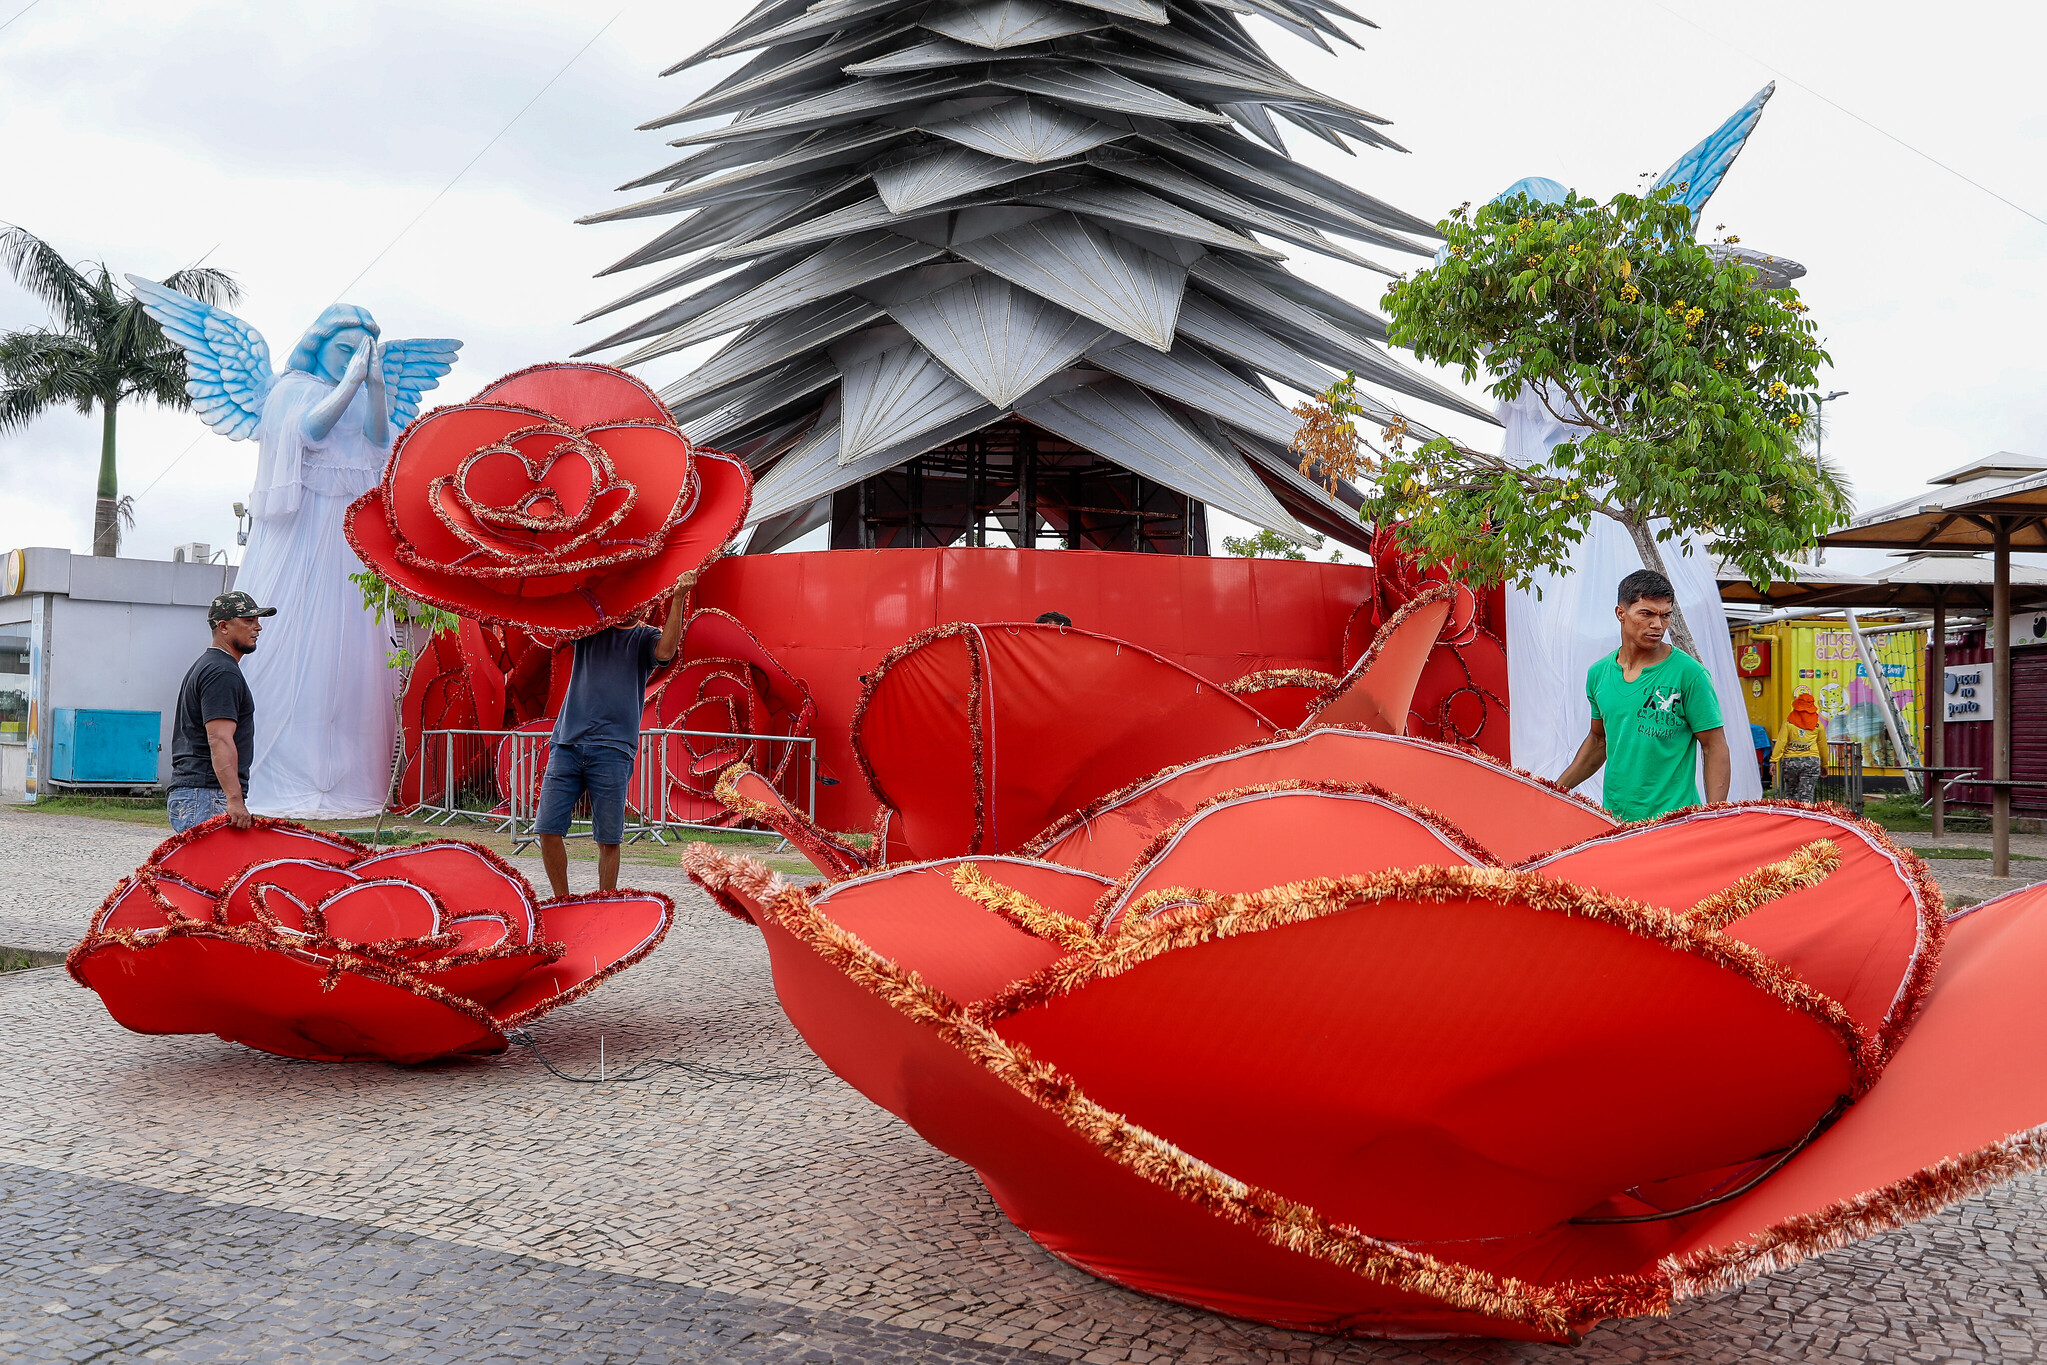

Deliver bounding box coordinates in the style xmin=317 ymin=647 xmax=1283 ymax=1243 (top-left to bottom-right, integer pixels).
xmin=1061 ymin=0 xmax=1166 ymax=22
xmin=1021 ymin=181 xmax=1279 ymax=259
xmin=684 ymin=73 xmax=982 ymax=146
xmin=887 ymin=274 xmax=1109 ymax=408
xmin=837 ymin=341 xmax=991 ymax=463
xmin=599 ymin=185 xmax=837 ymax=275
xmin=579 ymin=252 xmax=803 ymax=354
xmin=923 ymin=0 xmax=1106 ymax=48
xmin=1094 ymin=154 xmax=1375 ymax=267
xmin=994 ymin=64 xmax=1230 ymax=125
xmin=589 ymin=126 xmax=913 ymax=222
xmin=656 ymin=24 xmax=917 ymax=126
xmin=706 ymin=0 xmax=913 ymax=61
xmin=1189 ymin=255 xmax=1489 ymax=418
xmin=749 ymin=404 xmax=999 ymax=526
xmin=659 ymin=233 xmax=944 ymax=352
xmin=679 ymin=355 xmax=839 ymax=443
xmin=872 ymin=145 xmax=1051 ymax=214
xmin=919 ymin=96 xmax=1121 ymax=164
xmin=657 ymin=295 xmax=885 ymax=405
xmin=1086 ymin=338 xmax=1299 ymax=445
xmin=1138 ymin=125 xmax=1428 ymax=244
xmin=952 ymin=212 xmax=1186 ymax=351
xmin=1173 ymin=289 xmax=1329 ymax=393
xmin=845 ymin=36 xmax=994 ymax=76
xmin=1018 ymin=378 xmax=1308 ymax=539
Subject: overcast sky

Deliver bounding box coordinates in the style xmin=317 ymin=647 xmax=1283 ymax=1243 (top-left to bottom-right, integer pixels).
xmin=3 ymin=0 xmax=2042 ymax=569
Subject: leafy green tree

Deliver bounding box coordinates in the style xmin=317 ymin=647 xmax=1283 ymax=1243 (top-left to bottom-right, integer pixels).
xmin=1222 ymin=528 xmax=1345 ymax=563
xmin=0 ymin=228 xmax=239 ymax=556
xmin=1356 ymin=185 xmax=1850 ymax=656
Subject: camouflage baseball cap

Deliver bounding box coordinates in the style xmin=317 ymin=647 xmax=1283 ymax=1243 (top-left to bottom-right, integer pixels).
xmin=208 ymin=590 xmax=277 ymax=623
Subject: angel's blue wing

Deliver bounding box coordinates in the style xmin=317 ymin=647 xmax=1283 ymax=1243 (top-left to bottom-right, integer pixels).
xmin=1652 ymin=83 xmax=1776 ymax=222
xmin=125 ymin=274 xmax=275 ymax=441
xmin=381 ymin=338 xmax=463 ymax=431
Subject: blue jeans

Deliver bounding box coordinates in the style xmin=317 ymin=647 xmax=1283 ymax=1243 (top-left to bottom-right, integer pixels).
xmin=166 ymin=786 xmax=228 ymax=832
xmin=534 ymin=742 xmax=635 ymax=845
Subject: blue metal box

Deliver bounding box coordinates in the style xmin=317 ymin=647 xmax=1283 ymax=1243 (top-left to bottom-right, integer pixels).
xmin=50 ymin=708 xmax=161 ymax=784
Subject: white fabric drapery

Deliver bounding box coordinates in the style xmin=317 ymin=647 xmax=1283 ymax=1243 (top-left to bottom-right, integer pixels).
xmin=237 ymin=372 xmax=399 ymax=818
xmin=1499 ymin=390 xmax=1762 ymax=805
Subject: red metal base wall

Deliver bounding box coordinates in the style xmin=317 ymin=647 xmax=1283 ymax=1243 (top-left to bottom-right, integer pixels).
xmin=693 ymin=549 xmax=1373 ymax=831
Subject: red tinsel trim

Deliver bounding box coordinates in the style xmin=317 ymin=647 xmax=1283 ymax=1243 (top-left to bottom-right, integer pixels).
xmin=496 ymin=886 xmax=675 ymax=1028
xmin=750 ymin=873 xmax=1617 ymax=1336
xmin=1084 ymin=777 xmax=1505 ymax=933
xmin=1521 ymin=799 xmax=1944 ymax=1068
xmin=1292 ymin=582 xmax=1457 ymax=728
xmin=972 ymin=866 xmax=1876 ymax=1100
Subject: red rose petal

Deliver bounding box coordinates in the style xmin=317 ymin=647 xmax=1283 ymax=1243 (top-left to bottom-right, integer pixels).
xmin=316 ymin=879 xmax=442 ymax=945
xmin=478 ymin=362 xmax=670 ymax=427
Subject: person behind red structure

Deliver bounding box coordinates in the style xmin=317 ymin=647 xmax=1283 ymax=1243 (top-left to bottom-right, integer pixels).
xmin=534 ymin=578 xmax=688 ymax=897
xmin=1557 ymin=569 xmax=1732 ymax=819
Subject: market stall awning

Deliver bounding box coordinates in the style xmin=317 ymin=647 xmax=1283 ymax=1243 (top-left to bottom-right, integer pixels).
xmin=1722 ymin=553 xmax=2047 ymax=612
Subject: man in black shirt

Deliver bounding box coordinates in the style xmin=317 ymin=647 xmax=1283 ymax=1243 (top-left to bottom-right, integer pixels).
xmin=167 ymin=590 xmax=274 ymax=832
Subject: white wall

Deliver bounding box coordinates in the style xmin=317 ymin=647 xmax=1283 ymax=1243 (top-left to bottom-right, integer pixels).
xmin=48 ymin=596 xmax=219 ymax=785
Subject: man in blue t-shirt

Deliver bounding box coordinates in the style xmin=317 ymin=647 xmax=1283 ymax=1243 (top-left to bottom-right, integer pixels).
xmin=535 ymin=581 xmax=690 ymax=897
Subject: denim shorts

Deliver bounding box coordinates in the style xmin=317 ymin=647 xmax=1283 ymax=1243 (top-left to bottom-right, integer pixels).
xmin=534 ymin=742 xmax=635 ymax=845
xmin=166 ymin=786 xmax=228 ymax=833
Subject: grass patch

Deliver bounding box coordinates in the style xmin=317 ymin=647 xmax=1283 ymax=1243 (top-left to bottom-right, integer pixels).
xmin=0 ymin=945 xmax=64 ymax=972
xmin=1909 ymin=846 xmax=2040 ymax=862
xmin=17 ymin=795 xmax=170 ymax=826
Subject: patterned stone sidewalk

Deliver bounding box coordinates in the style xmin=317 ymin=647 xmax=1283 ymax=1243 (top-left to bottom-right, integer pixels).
xmin=4 ymin=807 xmax=2047 ymax=1363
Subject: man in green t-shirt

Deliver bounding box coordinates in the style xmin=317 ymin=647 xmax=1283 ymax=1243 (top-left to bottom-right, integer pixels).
xmin=1556 ymin=569 xmax=1731 ymax=821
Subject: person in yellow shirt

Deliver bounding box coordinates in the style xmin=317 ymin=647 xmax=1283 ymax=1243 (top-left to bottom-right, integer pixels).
xmin=1773 ymin=692 xmax=1827 ymax=800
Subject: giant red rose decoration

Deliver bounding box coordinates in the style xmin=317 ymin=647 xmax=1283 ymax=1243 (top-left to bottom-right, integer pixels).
xmin=70 ymin=819 xmax=671 ymax=1063
xmin=346 ymin=362 xmax=751 ymax=642
xmin=680 ymin=608 xmax=2047 ymax=1343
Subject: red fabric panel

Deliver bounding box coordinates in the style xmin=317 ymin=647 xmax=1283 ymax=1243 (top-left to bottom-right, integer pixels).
xmin=814 ymin=859 xmax=1108 ymax=1003
xmin=1303 ymin=596 xmax=1450 ymax=732
xmin=727 ymin=769 xmax=868 ymax=878
xmin=422 ymin=947 xmax=561 ymax=1006
xmin=153 ymin=824 xmax=358 ymax=891
xmin=478 ymin=361 xmax=670 ymax=426
xmin=318 ymin=880 xmax=441 ymax=944
xmin=489 ymin=893 xmax=671 ymax=1022
xmin=1111 ymin=791 xmax=1484 ymax=923
xmin=748 ymin=902 xmax=1580 ymax=1341
xmin=1032 ymin=731 xmax=1613 ymax=876
xmin=353 ymin=843 xmax=539 ymax=944
xmin=1524 ymin=806 xmax=1935 ymax=1046
xmin=72 ymin=937 xmax=504 ymax=1062
xmin=995 ymin=897 xmax=1856 ymax=1243
xmin=691 ymin=549 xmax=1373 ymax=831
xmin=97 ymin=875 xmax=214 ymax=933
xmin=218 ymin=860 xmax=358 ymax=930
xmin=1225 ymin=681 xmax=1323 ymax=728
xmin=859 ymin=623 xmax=1276 ymax=858
xmin=1667 ymin=886 xmax=2047 ymax=1266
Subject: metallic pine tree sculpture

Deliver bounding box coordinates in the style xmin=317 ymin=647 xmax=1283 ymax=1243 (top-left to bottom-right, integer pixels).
xmin=579 ymin=0 xmax=1486 ymax=553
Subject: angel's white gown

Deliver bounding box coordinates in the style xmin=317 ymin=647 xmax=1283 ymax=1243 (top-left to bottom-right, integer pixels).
xmin=1498 ymin=390 xmax=1761 ymax=805
xmin=239 ymin=371 xmax=399 ymax=818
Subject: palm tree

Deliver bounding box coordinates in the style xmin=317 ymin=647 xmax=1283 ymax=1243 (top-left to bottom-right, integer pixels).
xmin=0 ymin=228 xmax=239 ymax=555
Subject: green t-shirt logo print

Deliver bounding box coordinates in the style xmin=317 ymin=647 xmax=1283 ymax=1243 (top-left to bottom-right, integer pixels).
xmin=1587 ymin=651 xmax=1722 ymax=820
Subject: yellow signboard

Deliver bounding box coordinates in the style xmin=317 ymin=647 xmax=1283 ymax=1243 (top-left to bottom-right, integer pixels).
xmin=1731 ymin=620 xmax=1924 ymax=774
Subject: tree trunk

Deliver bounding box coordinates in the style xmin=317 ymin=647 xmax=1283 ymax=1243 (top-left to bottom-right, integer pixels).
xmin=91 ymin=399 xmax=119 ymax=557
xmin=1622 ymin=517 xmax=1703 ymax=660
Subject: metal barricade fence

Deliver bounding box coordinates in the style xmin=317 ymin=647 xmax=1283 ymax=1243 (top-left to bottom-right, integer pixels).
xmin=414 ymin=727 xmax=816 ymax=848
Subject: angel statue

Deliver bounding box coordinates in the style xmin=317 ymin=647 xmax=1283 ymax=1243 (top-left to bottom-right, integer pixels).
xmin=128 ymin=275 xmax=461 ymax=818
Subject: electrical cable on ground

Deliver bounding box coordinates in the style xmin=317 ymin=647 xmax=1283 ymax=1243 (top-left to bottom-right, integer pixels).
xmin=508 ymin=1028 xmax=790 ymax=1088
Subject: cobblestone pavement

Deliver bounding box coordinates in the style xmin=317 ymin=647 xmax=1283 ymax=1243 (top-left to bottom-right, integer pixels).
xmin=5 ymin=807 xmax=2047 ymax=1363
